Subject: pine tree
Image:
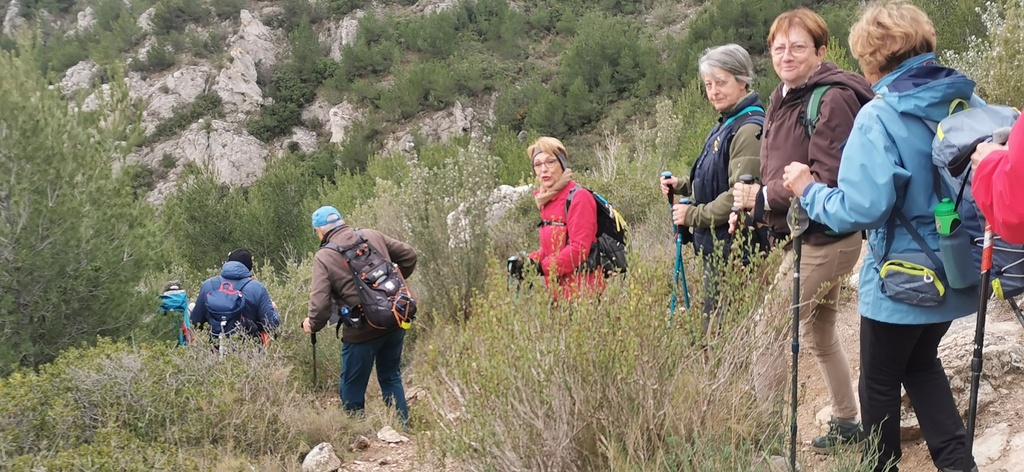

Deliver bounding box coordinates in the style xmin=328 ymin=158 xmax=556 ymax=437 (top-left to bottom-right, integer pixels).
xmin=0 ymin=46 xmax=159 ymax=374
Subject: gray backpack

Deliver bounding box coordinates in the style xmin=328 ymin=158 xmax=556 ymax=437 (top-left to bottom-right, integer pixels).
xmin=930 ymin=100 xmax=1024 ymax=299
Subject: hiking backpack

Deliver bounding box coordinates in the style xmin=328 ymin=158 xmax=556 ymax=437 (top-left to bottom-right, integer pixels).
xmin=929 ymin=99 xmax=1024 ymax=300
xmin=204 ymin=278 xmax=255 ymax=336
xmin=801 ymin=85 xmax=832 ymax=137
xmin=563 ymin=186 xmax=629 ymax=277
xmin=325 ymin=231 xmax=417 ymax=330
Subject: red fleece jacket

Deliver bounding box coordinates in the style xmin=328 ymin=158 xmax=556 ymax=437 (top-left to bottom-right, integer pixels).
xmin=530 ymin=181 xmax=604 ymax=299
xmin=974 ymin=118 xmax=1024 ymax=244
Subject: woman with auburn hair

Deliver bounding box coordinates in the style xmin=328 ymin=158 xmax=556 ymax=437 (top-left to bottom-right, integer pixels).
xmin=527 ymin=137 xmax=604 ymax=299
xmin=781 ymin=2 xmax=979 ymax=471
xmin=731 ymin=7 xmax=874 ymax=454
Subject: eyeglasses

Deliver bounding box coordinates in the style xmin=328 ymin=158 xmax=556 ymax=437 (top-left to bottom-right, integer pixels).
xmin=770 ymin=43 xmax=812 ymax=57
xmin=533 ymin=158 xmax=559 ymax=170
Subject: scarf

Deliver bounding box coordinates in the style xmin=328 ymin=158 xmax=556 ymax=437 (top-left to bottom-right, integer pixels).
xmin=534 ymin=169 xmax=573 ymax=209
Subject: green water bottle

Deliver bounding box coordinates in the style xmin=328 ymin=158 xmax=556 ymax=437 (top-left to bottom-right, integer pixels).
xmin=934 ymin=197 xmax=979 ymax=289
xmin=934 ymin=198 xmax=960 ymax=235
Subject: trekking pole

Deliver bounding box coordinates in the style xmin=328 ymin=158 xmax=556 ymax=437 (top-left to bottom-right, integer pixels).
xmin=311 ymin=332 xmax=318 ymax=386
xmin=219 ymin=319 xmax=226 ymax=359
xmin=965 ymin=223 xmax=995 ymax=471
xmin=730 ymin=174 xmax=757 ymax=254
xmin=787 ymin=197 xmax=809 ymax=472
xmin=662 ymin=171 xmax=691 ymax=326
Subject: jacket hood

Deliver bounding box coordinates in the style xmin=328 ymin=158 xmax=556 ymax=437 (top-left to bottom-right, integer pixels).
xmin=873 ymin=53 xmax=977 ymax=122
xmin=808 ymin=62 xmax=876 ymax=104
xmin=220 ymin=261 xmax=253 ymax=280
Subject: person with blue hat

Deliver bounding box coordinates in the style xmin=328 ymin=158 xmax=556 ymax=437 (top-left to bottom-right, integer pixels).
xmin=302 ymin=205 xmax=419 ymax=425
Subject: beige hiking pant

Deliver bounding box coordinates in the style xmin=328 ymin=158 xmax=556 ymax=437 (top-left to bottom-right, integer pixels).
xmin=754 ymin=233 xmax=862 ymax=420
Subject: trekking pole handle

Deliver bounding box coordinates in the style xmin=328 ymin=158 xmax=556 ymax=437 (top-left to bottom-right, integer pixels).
xmin=732 ymin=174 xmax=756 ymax=214
xmin=661 ymin=171 xmax=675 ymax=206
xmin=311 ymin=332 xmax=317 ymax=345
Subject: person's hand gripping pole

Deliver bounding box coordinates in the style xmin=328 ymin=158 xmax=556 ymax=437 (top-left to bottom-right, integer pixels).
xmin=662 ymin=171 xmax=691 ymax=322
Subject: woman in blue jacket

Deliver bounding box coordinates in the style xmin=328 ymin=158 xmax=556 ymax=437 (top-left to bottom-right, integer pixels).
xmin=782 ymin=3 xmax=978 ymax=471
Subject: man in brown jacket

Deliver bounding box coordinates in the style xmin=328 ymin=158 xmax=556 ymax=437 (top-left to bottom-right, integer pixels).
xmin=301 ymin=205 xmax=418 ymax=424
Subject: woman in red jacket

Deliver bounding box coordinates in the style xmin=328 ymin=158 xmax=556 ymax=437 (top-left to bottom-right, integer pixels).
xmin=971 ymin=118 xmax=1024 ymax=244
xmin=527 ymin=136 xmax=604 ymax=299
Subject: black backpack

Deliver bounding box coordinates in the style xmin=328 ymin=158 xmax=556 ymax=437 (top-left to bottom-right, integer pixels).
xmin=324 ymin=231 xmax=417 ymax=330
xmin=546 ymin=186 xmax=628 ymax=277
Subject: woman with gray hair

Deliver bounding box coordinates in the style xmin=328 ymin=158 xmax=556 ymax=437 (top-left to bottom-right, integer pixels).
xmin=659 ymin=43 xmax=765 ymax=335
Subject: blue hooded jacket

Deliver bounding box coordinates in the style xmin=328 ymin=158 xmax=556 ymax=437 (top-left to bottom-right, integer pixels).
xmin=800 ymin=53 xmax=979 ymax=325
xmin=190 ymin=261 xmax=281 ymax=336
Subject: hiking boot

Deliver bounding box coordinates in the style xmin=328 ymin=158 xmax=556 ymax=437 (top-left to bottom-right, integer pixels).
xmin=810 ymin=417 xmax=864 ymax=454
xmin=938 ymin=467 xmax=978 ymax=472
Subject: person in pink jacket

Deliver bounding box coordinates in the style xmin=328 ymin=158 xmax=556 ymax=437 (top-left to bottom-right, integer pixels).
xmin=971 ymin=118 xmax=1024 ymax=244
xmin=527 ymin=136 xmax=604 ymax=299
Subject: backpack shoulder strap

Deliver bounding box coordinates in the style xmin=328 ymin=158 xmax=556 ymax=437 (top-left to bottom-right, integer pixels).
xmin=563 ymin=186 xmax=581 ymax=218
xmin=804 ymin=85 xmax=832 ymax=137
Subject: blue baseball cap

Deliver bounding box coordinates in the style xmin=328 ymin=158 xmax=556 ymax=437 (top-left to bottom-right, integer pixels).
xmin=311 ymin=206 xmax=342 ymax=228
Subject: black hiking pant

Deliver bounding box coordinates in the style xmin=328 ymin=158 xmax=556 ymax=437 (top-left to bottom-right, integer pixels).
xmin=859 ymin=317 xmax=974 ymax=472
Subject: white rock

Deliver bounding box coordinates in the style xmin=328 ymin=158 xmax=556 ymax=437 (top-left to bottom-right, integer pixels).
xmin=75 ymin=6 xmax=96 ymax=32
xmin=229 ymin=10 xmax=280 ymax=68
xmin=488 ymin=184 xmax=532 ymax=225
xmin=3 ymin=0 xmax=26 ymax=37
xmin=328 ymin=101 xmax=361 ymax=143
xmin=278 ymin=127 xmax=318 ymax=156
xmin=138 ymin=121 xmax=269 ymax=204
xmin=975 ymin=422 xmax=1010 ymax=466
xmin=322 ymin=12 xmax=363 ymax=61
xmin=60 ymin=60 xmax=100 ymax=96
xmin=377 ymin=426 xmax=409 ymax=443
xmin=301 ymin=97 xmax=333 ymax=131
xmin=214 ymin=47 xmax=263 ymax=114
xmin=137 ymin=6 xmax=156 ymax=32
xmin=142 ymin=66 xmax=213 ymax=131
xmin=301 ymin=442 xmax=342 ymax=472
xmin=415 ymin=0 xmax=457 ymax=14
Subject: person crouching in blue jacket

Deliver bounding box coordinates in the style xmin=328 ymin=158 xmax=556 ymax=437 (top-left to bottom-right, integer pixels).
xmin=191 ymin=248 xmax=281 ymax=347
xmin=781 ymin=3 xmax=978 ymax=472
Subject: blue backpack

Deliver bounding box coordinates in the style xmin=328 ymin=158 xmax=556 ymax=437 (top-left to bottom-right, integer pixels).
xmin=204 ymin=278 xmax=252 ymax=335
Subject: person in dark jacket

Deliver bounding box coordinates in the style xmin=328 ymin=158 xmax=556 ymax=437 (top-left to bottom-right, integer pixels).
xmin=659 ymin=43 xmax=764 ymax=335
xmin=302 ymin=206 xmax=418 ymax=424
xmin=783 ymin=3 xmax=981 ymax=470
xmin=528 ymin=136 xmax=604 ymax=300
xmin=190 ymin=248 xmax=280 ymax=344
xmin=730 ymin=7 xmax=875 ymax=454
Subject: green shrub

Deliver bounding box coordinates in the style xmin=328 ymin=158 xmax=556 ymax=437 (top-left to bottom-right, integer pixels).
xmin=187 ymin=29 xmax=225 ymax=58
xmin=376 ymin=60 xmax=457 ymax=120
xmin=0 ymin=50 xmax=159 ymax=373
xmin=247 ymin=102 xmax=302 ymax=142
xmin=130 ymin=38 xmax=177 ymax=73
xmin=211 ymin=0 xmax=246 ymax=20
xmin=150 ymin=0 xmax=209 ymax=36
xmin=944 ymin=0 xmax=1024 ymax=108
xmin=336 ymin=13 xmax=401 ymax=80
xmin=0 ymin=339 xmax=359 ymax=467
xmin=347 ymin=142 xmax=498 ymax=323
xmin=422 ymin=258 xmax=788 ymax=470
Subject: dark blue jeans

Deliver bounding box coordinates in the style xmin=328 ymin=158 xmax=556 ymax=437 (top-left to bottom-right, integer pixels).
xmin=340 ymin=328 xmax=409 ymax=423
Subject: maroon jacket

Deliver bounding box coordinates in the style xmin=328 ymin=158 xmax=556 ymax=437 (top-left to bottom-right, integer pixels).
xmin=756 ymin=62 xmax=874 ymax=246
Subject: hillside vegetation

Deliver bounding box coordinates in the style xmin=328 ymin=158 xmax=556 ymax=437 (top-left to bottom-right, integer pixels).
xmin=2 ymin=0 xmax=1022 ymax=469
